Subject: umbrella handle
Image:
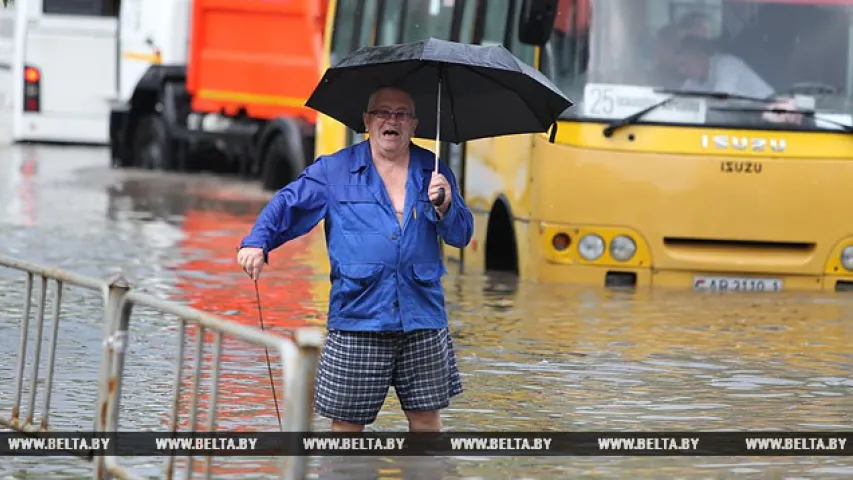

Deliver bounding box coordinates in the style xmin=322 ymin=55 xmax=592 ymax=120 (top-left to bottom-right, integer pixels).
xmin=433 ymin=188 xmax=446 ymax=207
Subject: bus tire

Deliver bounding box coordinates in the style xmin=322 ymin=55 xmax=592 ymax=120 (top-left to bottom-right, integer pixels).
xmin=485 ymin=198 xmax=519 ymax=275
xmin=132 ymin=113 xmax=176 ymax=171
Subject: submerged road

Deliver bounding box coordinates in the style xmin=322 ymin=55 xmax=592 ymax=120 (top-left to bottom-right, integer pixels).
xmin=0 ymin=142 xmax=851 ymax=478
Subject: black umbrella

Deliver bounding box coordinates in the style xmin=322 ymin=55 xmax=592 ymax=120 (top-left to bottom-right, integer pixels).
xmin=305 ymin=37 xmax=573 ymax=204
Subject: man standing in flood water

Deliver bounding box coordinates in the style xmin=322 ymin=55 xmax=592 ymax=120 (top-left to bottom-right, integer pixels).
xmin=236 ymin=87 xmax=474 ymax=432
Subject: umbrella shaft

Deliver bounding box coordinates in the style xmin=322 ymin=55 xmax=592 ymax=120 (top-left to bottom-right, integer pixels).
xmin=434 ymin=76 xmax=441 ymax=173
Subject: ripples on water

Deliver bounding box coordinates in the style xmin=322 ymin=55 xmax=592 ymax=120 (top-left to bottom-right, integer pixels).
xmin=1 ymin=146 xmax=852 ymax=478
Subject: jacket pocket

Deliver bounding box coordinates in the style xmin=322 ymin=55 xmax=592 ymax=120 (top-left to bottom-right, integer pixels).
xmin=412 ymin=262 xmax=444 ymax=286
xmin=334 ymin=263 xmax=386 ymax=320
xmin=340 ymin=263 xmax=384 ymax=285
xmin=335 ymin=186 xmax=381 ymax=233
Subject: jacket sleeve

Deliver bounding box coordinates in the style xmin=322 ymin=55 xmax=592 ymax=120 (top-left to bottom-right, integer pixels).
xmin=430 ymin=159 xmax=474 ymax=248
xmin=239 ymin=157 xmax=329 ymax=261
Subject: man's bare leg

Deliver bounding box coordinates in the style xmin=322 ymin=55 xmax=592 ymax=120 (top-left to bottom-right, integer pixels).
xmin=404 ymin=410 xmax=442 ymax=432
xmin=331 ymin=420 xmax=365 ymax=432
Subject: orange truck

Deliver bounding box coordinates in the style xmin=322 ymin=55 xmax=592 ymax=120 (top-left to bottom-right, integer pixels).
xmin=108 ymin=0 xmax=327 ymax=191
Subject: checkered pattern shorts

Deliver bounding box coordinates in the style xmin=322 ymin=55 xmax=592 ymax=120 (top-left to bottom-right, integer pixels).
xmin=314 ymin=328 xmax=463 ymax=425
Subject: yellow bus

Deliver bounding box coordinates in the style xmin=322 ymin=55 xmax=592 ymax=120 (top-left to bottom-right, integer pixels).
xmin=315 ymin=0 xmax=853 ymax=294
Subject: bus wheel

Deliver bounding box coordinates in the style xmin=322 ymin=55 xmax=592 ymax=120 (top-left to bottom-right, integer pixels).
xmin=132 ymin=114 xmax=175 ymax=171
xmin=485 ymin=200 xmax=519 ymax=274
xmin=260 ymin=133 xmax=297 ymax=192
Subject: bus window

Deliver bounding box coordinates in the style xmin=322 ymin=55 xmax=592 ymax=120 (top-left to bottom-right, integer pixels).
xmin=481 ymin=0 xmax=510 ymax=46
xmin=357 ymin=0 xmax=380 ymax=48
xmin=330 ymin=0 xmax=360 ymax=67
xmin=507 ymin=0 xmax=535 ymax=65
xmin=401 ymin=0 xmax=454 ymax=42
xmin=377 ymin=0 xmax=405 ymax=46
xmin=456 ymin=0 xmax=479 ymax=44
xmin=540 ymin=0 xmax=853 ymax=131
xmin=43 ymin=0 xmax=120 ymax=17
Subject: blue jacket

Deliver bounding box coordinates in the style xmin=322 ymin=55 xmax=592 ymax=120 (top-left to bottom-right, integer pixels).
xmin=240 ymin=140 xmax=474 ymax=332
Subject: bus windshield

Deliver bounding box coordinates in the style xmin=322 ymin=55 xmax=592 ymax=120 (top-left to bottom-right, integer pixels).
xmin=546 ymin=0 xmax=853 ymax=131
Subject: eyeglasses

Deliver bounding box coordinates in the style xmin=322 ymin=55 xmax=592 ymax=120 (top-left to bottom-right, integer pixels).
xmin=367 ymin=109 xmax=415 ymax=121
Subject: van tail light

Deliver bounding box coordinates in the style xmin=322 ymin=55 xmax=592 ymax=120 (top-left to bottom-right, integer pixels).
xmin=23 ymin=65 xmax=40 ymax=112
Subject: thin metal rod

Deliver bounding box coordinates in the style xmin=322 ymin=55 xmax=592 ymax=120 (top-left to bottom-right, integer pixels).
xmin=203 ymin=330 xmax=223 ymax=479
xmin=26 ymin=275 xmax=48 ymax=424
xmin=165 ymin=319 xmax=187 ymax=478
xmin=13 ymin=272 xmax=33 ymax=422
xmin=41 ymin=279 xmax=63 ymax=428
xmin=434 ymin=75 xmax=442 ymax=173
xmin=254 ymin=280 xmax=283 ymax=430
xmin=185 ymin=325 xmax=205 ymax=480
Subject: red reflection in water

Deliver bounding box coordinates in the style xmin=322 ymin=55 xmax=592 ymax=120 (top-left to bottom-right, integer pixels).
xmin=159 ymin=199 xmax=328 ymax=477
xmin=176 ymin=206 xmax=320 ymax=323
xmin=16 ymin=149 xmax=38 ymax=226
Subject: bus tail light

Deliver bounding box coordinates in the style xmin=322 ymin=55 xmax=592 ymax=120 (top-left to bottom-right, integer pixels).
xmin=23 ymin=65 xmax=41 ymax=112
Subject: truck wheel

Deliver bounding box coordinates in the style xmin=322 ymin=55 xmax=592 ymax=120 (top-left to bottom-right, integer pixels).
xmin=132 ymin=114 xmax=175 ymax=171
xmin=261 ymin=134 xmax=297 ymax=191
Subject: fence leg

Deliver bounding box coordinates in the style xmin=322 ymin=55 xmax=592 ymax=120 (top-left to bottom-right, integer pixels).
xmin=282 ymin=335 xmax=322 ymax=480
xmin=94 ymin=273 xmax=131 ymax=480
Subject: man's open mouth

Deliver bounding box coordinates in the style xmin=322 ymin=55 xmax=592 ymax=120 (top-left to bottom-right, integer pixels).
xmin=382 ymin=129 xmax=399 ymax=138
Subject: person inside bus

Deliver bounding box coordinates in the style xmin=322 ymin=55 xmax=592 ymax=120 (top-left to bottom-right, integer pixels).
xmin=649 ymin=24 xmax=687 ymax=88
xmin=648 ymin=12 xmax=713 ymax=88
xmin=673 ymin=34 xmax=774 ymax=99
xmin=674 ymin=34 xmax=808 ymax=126
xmin=678 ymin=11 xmax=713 ymax=39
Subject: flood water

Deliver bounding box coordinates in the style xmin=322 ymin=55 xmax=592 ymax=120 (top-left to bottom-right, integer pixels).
xmin=1 ymin=143 xmax=852 ymax=479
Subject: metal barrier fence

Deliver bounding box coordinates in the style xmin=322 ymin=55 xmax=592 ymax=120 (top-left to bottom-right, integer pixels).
xmin=0 ymin=255 xmax=324 ymax=480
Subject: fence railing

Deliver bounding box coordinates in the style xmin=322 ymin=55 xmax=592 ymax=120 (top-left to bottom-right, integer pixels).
xmin=0 ymin=255 xmax=324 ymax=480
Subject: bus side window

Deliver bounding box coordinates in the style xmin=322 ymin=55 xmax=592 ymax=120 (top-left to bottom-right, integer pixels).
xmin=480 ymin=0 xmax=510 ymax=46
xmin=538 ymin=0 xmax=588 ymax=96
xmin=330 ymin=0 xmax=360 ymax=67
xmin=377 ymin=0 xmax=406 ymax=46
xmin=507 ymin=0 xmax=535 ymax=65
xmin=43 ymin=0 xmax=119 ymax=17
xmin=105 ymin=0 xmax=119 ymax=17
xmin=357 ymin=0 xmax=380 ymax=49
xmin=401 ymin=0 xmax=455 ymax=42
xmin=344 ymin=0 xmax=383 ymax=146
xmin=455 ymin=0 xmax=480 ymax=44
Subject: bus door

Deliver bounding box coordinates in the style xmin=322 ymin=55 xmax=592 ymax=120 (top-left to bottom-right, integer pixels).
xmin=19 ymin=0 xmax=119 ymax=143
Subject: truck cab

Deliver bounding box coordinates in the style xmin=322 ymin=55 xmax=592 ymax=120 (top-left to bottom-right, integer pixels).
xmin=109 ymin=0 xmax=326 ymax=192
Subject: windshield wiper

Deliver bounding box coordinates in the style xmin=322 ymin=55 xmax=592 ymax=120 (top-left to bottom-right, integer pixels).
xmin=708 ymin=105 xmax=853 ymax=133
xmin=602 ymin=89 xmax=772 ymax=138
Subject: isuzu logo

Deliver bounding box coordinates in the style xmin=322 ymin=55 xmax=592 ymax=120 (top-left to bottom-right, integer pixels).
xmin=701 ymin=134 xmax=786 ymax=152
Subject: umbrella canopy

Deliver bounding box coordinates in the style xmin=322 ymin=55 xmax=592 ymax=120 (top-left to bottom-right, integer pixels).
xmin=305 ymin=37 xmax=573 ymax=144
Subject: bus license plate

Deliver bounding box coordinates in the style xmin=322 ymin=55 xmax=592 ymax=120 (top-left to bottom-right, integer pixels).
xmin=693 ymin=276 xmax=782 ymax=292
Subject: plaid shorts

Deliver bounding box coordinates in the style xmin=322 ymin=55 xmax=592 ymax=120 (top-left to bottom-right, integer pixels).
xmin=314 ymin=328 xmax=463 ymax=425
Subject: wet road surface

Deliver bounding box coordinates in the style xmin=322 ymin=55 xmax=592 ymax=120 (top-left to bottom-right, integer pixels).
xmin=1 ymin=143 xmax=852 ymax=479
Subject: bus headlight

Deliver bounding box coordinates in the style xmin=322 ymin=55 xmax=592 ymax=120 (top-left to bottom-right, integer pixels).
xmin=578 ymin=234 xmax=605 ymax=261
xmin=610 ymin=235 xmax=637 ymax=261
xmin=841 ymin=246 xmax=853 ymax=270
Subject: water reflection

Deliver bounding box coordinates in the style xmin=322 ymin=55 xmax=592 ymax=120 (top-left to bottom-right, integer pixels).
xmin=1 ymin=148 xmax=852 ymax=478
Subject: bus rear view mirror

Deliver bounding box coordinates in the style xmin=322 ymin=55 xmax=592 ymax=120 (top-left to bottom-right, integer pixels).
xmin=518 ymin=0 xmax=558 ymax=46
